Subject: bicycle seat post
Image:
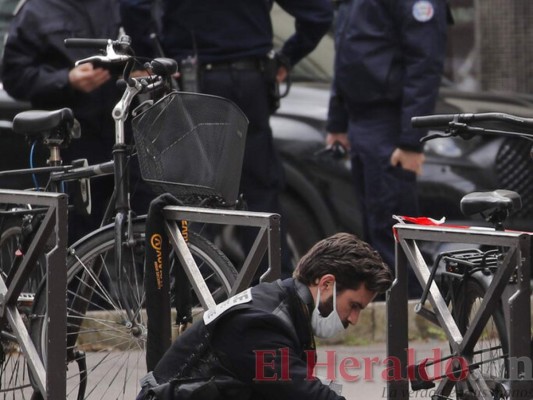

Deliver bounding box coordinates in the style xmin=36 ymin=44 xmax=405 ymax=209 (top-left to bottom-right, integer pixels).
xmin=47 ymin=142 xmax=62 ymax=167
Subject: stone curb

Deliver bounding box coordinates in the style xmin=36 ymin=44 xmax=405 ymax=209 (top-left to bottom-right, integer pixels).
xmin=79 ymin=298 xmax=533 ymax=349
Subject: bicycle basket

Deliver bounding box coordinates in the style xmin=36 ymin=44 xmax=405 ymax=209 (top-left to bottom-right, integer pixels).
xmin=132 ymin=91 xmax=248 ymax=206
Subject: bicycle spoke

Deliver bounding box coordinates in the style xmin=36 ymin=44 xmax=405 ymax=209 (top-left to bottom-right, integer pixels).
xmin=31 ymin=224 xmax=236 ymax=399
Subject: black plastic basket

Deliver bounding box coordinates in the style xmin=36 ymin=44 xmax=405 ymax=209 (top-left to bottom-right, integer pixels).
xmin=132 ymin=91 xmax=248 ymax=206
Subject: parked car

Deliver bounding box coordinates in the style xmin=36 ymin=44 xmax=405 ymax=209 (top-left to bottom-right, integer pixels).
xmin=272 ymin=80 xmax=533 ymax=260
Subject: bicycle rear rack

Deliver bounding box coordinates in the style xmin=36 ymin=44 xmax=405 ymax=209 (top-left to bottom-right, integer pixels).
xmin=388 ymin=224 xmax=531 ymax=400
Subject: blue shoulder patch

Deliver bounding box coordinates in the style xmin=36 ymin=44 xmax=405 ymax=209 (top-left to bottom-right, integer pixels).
xmin=412 ymin=0 xmax=435 ymax=22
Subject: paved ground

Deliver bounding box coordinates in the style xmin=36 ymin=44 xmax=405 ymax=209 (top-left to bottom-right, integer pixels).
xmin=74 ymin=341 xmax=450 ymax=399
xmin=317 ymin=341 xmax=450 ymax=400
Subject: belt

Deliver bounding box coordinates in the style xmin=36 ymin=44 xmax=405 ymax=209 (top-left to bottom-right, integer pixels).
xmin=202 ymin=58 xmax=263 ymax=72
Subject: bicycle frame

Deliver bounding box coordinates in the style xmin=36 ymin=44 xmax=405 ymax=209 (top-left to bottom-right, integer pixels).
xmin=388 ymin=224 xmax=531 ymax=400
xmin=110 ymin=70 xmax=144 ymax=324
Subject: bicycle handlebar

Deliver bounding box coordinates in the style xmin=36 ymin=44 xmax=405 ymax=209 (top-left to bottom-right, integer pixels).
xmin=66 ymin=36 xmax=177 ymax=83
xmin=66 ymin=36 xmax=134 ymax=68
xmin=413 ymin=112 xmax=533 ymax=142
xmin=412 ymin=112 xmax=533 ymax=130
xmin=64 ymin=38 xmax=111 ymax=49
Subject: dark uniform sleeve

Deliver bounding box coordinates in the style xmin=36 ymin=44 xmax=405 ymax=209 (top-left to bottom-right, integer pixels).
xmin=2 ymin=6 xmax=72 ymax=103
xmin=275 ymin=0 xmax=334 ymax=66
xmin=211 ymin=308 xmax=344 ymax=400
xmin=396 ymin=0 xmax=448 ymax=152
xmin=326 ymin=0 xmax=350 ymax=133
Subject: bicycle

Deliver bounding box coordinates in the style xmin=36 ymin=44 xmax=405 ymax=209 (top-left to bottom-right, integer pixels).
xmin=0 ymin=35 xmax=251 ymax=399
xmin=387 ymin=112 xmax=533 ymax=400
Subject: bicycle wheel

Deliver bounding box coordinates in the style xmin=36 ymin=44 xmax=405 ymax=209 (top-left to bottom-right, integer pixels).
xmin=0 ymin=215 xmax=47 ymax=399
xmin=30 ymin=220 xmax=236 ymax=399
xmin=0 ymin=332 xmax=35 ymax=399
xmin=451 ymin=275 xmax=509 ymax=398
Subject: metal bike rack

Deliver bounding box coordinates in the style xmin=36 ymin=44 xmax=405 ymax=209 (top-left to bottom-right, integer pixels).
xmin=163 ymin=206 xmax=281 ymax=309
xmin=0 ymin=189 xmax=68 ymax=400
xmin=388 ymin=224 xmax=531 ymax=400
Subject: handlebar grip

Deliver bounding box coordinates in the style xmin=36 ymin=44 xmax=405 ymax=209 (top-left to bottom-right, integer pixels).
xmin=411 ymin=114 xmax=464 ymax=129
xmin=64 ymin=38 xmax=110 ymax=49
xmin=413 ymin=112 xmax=533 ymax=131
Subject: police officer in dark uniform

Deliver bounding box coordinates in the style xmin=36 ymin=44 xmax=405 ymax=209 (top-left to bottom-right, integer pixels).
xmin=119 ymin=0 xmax=334 ymax=278
xmin=326 ymin=0 xmax=449 ymax=294
xmin=136 ymin=233 xmax=392 ymax=400
xmin=2 ymin=0 xmax=122 ymax=240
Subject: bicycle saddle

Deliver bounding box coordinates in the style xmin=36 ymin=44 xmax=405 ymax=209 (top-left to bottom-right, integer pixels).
xmin=460 ymin=189 xmax=522 ymax=217
xmin=12 ymin=108 xmax=78 ymax=138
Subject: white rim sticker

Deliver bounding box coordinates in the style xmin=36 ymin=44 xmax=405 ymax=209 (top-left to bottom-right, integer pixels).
xmin=412 ymin=0 xmax=435 ymax=22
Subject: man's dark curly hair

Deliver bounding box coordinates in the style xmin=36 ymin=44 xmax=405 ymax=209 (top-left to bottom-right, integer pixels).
xmin=293 ymin=232 xmax=393 ymax=293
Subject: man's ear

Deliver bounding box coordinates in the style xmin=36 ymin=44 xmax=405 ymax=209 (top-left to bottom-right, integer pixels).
xmin=317 ymin=274 xmax=336 ymax=292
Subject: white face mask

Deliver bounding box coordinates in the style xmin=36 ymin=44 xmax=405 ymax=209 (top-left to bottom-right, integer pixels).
xmin=311 ymin=282 xmax=345 ymax=338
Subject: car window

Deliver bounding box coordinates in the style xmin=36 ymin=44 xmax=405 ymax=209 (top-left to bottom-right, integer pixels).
xmin=273 ymin=32 xmax=333 ymax=84
xmin=271 ymin=4 xmax=333 ymax=84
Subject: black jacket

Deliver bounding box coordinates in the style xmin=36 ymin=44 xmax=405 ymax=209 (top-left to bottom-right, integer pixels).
xmin=119 ymin=0 xmax=333 ymax=66
xmin=150 ymin=278 xmax=344 ymax=400
xmin=2 ymin=0 xmax=121 ymax=142
xmin=327 ymin=0 xmax=448 ymax=151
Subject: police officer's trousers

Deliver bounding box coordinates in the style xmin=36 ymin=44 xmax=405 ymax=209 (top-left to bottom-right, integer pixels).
xmin=347 ymin=102 xmax=422 ymax=297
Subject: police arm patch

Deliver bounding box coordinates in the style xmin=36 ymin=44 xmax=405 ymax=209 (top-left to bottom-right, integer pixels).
xmin=203 ymin=288 xmax=253 ymax=325
xmin=412 ymin=0 xmax=435 ymax=22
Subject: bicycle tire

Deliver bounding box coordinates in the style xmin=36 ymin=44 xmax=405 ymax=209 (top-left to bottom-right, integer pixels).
xmin=451 ymin=274 xmax=509 ymax=399
xmin=0 ymin=215 xmax=47 ymax=399
xmin=0 ymin=331 xmax=36 ymax=399
xmin=30 ymin=219 xmax=236 ymax=399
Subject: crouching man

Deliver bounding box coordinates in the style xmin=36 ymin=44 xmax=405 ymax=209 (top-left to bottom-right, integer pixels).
xmin=138 ymin=232 xmax=393 ymax=400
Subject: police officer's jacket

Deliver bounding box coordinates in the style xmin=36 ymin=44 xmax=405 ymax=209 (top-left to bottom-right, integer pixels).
xmin=327 ymin=0 xmax=448 ymax=152
xmin=120 ymin=0 xmax=333 ymax=66
xmin=2 ymin=0 xmax=121 ymax=139
xmin=149 ymin=278 xmax=344 ymax=400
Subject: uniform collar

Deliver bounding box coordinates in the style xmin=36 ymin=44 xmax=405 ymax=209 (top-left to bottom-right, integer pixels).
xmin=293 ymin=279 xmax=314 ymax=314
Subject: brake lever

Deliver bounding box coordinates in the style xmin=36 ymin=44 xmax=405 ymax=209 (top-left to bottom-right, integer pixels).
xmin=449 ymin=122 xmax=484 ymax=140
xmin=420 ymin=122 xmax=484 ymax=143
xmin=420 ymin=131 xmax=453 ymax=143
xmin=75 ymin=54 xmax=131 ymax=66
xmin=75 ymin=40 xmax=131 ymax=67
